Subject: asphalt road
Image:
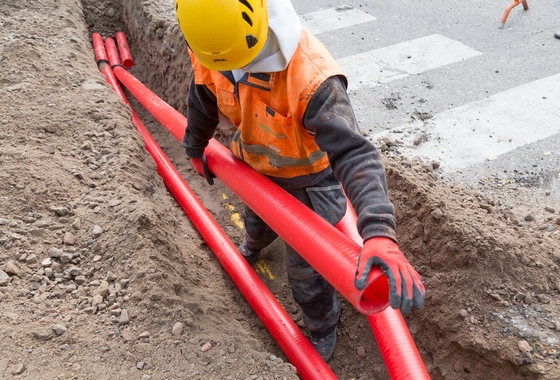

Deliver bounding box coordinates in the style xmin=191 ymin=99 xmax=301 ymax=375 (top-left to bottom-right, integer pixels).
xmin=291 ymin=0 xmax=560 ymax=204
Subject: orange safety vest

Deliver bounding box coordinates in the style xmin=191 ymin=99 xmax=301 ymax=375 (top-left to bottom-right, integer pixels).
xmin=189 ymin=28 xmax=346 ymax=179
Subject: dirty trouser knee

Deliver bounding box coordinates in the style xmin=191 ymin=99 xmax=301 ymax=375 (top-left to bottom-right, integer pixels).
xmin=284 ymin=174 xmax=347 ymax=333
xmin=243 ymin=205 xmax=278 ymax=251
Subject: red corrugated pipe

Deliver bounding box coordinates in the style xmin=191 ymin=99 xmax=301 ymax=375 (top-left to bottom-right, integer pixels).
xmin=92 ymin=33 xmax=338 ymax=380
xmin=108 ymin=64 xmax=390 ymax=315
xmin=103 ymin=34 xmax=430 ymax=378
xmin=336 ymin=202 xmax=431 ymax=379
xmin=115 ymin=31 xmax=134 ymax=69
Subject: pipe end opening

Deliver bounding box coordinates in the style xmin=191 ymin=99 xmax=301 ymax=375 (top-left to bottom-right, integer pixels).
xmin=358 ymin=274 xmax=390 ymax=314
xmin=122 ymin=59 xmax=134 ymax=69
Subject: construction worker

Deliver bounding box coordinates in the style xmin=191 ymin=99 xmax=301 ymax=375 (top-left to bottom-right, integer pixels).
xmin=175 ymin=0 xmax=426 ymax=362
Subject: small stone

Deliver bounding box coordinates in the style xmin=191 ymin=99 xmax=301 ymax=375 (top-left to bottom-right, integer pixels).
xmin=0 ymin=270 xmax=10 ymax=286
xmin=141 ymin=375 xmax=152 ymax=380
xmin=51 ymin=261 xmax=62 ymax=273
xmin=518 ymin=340 xmax=532 ymax=354
xmin=138 ymin=331 xmax=151 ymax=339
xmin=412 ymin=134 xmax=423 ymax=146
xmin=93 ymin=281 xmax=109 ymax=297
xmin=5 ymin=260 xmax=21 ymax=276
xmin=524 ymin=214 xmax=535 ymax=222
xmin=51 ymin=207 xmax=68 ymax=216
xmin=137 ymin=361 xmax=145 ymax=370
xmin=201 ymin=342 xmax=212 ymax=352
xmin=48 ymin=248 xmax=63 ymax=258
xmin=52 ymin=324 xmax=67 ymax=336
xmin=41 ymin=258 xmax=52 ymax=267
xmin=172 ymin=322 xmax=184 ymax=337
xmin=489 ymin=293 xmax=502 ymax=301
xmin=25 ymin=254 xmax=37 ymax=264
xmin=68 ymin=267 xmax=82 ymax=276
xmin=72 ymin=218 xmax=81 ymax=230
xmin=9 ymin=363 xmax=25 ymax=375
xmin=537 ymin=294 xmax=550 ymax=304
xmin=514 ymin=292 xmax=526 ymax=301
xmin=431 ymin=208 xmax=444 ymax=220
xmin=121 ymin=330 xmax=136 ymax=342
xmin=106 ymin=271 xmax=117 ymax=282
xmin=33 ymin=329 xmax=55 ymax=341
xmin=119 ymin=309 xmax=130 ymax=325
xmin=60 ymin=253 xmax=73 ymax=264
xmin=459 ymin=309 xmax=468 ymax=317
xmin=92 ymin=294 xmax=104 ymax=307
xmin=544 ymin=207 xmax=556 ymax=213
xmin=64 ymin=232 xmax=76 ymax=245
xmin=92 ymin=225 xmax=103 ymax=237
xmin=74 ymin=275 xmax=86 ymax=285
xmin=356 ymin=346 xmax=367 ymax=358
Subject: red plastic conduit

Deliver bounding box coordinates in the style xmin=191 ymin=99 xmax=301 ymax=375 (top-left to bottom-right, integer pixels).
xmin=105 ymin=37 xmax=431 ymax=379
xmin=336 ymin=202 xmax=431 ymax=379
xmin=105 ymin=37 xmax=121 ymax=67
xmin=92 ymin=33 xmax=337 ymax=380
xmin=115 ymin=31 xmax=134 ymax=69
xmin=109 ymin=64 xmax=391 ymax=315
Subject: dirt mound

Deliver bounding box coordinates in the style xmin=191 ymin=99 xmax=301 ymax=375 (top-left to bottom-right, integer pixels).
xmin=1 ymin=0 xmax=559 ymax=379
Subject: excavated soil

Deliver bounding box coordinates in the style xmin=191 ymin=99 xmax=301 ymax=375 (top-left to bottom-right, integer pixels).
xmin=1 ymin=0 xmax=560 ymax=379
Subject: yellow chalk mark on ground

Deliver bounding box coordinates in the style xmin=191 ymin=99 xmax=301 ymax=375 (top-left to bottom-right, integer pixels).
xmin=256 ymin=260 xmax=275 ymax=280
xmin=230 ymin=212 xmax=244 ymax=229
xmin=223 ymin=194 xmax=244 ymax=229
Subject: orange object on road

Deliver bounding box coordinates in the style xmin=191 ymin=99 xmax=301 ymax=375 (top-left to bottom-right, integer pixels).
xmin=499 ymin=0 xmax=529 ymax=28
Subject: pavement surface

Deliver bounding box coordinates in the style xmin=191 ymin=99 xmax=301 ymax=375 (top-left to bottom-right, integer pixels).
xmin=293 ymin=0 xmax=560 ymax=204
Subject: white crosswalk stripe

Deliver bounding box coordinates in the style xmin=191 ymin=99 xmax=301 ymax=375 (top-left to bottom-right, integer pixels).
xmin=371 ymin=73 xmax=560 ymax=169
xmin=298 ymin=5 xmax=559 ymax=177
xmin=337 ymin=34 xmax=482 ymax=91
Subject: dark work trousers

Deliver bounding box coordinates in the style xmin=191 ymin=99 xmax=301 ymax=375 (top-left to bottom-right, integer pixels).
xmin=243 ymin=173 xmax=347 ymax=333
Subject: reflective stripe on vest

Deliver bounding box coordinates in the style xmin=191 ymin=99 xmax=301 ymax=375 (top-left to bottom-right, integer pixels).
xmin=190 ymin=28 xmax=346 ymax=178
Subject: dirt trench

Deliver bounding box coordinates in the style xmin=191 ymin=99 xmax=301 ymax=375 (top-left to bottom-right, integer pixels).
xmin=1 ymin=0 xmax=559 ymax=378
xmin=90 ymin=0 xmax=560 ymax=378
xmin=114 ymin=0 xmax=560 ymax=376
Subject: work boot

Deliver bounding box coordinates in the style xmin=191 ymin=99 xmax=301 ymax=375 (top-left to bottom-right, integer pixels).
xmin=555 ymin=31 xmax=560 ymax=39
xmin=238 ymin=240 xmax=261 ymax=264
xmin=309 ymin=324 xmax=337 ymax=362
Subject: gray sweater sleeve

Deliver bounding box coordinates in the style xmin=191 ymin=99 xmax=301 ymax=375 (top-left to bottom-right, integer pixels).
xmin=181 ymin=76 xmax=220 ymax=159
xmin=303 ymin=76 xmax=397 ymax=242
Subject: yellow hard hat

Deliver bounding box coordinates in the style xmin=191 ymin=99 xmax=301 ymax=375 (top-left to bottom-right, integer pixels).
xmin=176 ymin=0 xmax=268 ymax=71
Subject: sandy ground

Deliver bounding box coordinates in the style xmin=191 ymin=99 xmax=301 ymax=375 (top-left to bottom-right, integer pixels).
xmin=1 ymin=0 xmax=560 ymax=379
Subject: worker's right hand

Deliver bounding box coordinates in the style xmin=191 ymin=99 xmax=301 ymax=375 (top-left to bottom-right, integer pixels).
xmin=191 ymin=155 xmax=215 ymax=185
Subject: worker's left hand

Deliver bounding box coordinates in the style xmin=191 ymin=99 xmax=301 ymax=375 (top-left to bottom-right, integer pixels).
xmin=191 ymin=155 xmax=215 ymax=185
xmin=356 ymin=237 xmax=425 ymax=314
